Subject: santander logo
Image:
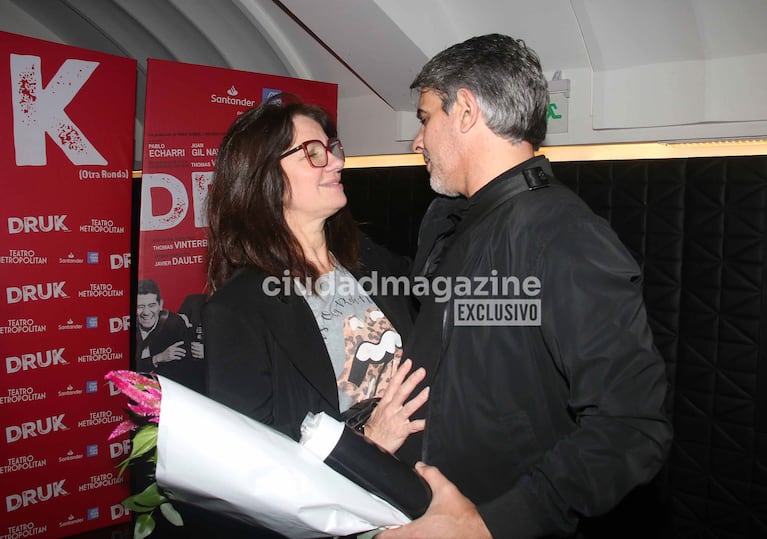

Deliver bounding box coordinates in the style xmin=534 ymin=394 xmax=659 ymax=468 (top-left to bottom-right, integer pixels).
xmin=210 ymin=84 xmax=255 ymax=106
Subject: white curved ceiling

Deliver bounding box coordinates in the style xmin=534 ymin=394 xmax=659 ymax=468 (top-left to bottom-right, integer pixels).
xmin=2 ymin=0 xmax=767 ymax=162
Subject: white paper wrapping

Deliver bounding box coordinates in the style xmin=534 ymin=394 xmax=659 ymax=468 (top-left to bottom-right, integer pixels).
xmin=299 ymin=411 xmax=345 ymax=461
xmin=154 ymin=376 xmax=410 ymax=539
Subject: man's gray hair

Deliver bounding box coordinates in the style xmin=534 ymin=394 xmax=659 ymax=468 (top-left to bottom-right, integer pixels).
xmin=411 ymin=34 xmax=549 ymax=149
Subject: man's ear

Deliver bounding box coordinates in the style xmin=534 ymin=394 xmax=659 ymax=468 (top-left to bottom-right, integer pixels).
xmin=454 ymin=88 xmax=480 ymax=133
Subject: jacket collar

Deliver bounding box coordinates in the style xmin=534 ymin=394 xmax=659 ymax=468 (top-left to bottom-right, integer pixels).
xmin=460 ymin=155 xmax=552 ymax=231
xmin=413 ymin=156 xmax=553 ymax=278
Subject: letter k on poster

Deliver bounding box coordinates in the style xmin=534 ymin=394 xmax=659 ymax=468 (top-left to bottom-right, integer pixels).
xmin=0 ymin=30 xmax=135 ymax=536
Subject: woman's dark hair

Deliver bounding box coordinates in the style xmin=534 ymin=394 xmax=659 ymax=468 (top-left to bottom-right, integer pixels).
xmin=206 ymin=93 xmax=358 ymax=292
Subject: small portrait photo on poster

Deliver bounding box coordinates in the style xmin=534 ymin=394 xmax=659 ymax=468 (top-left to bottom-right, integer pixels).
xmin=134 ymin=278 xmax=204 ymax=391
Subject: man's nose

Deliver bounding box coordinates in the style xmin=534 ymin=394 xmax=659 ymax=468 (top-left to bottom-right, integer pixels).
xmin=411 ymin=128 xmax=424 ymax=154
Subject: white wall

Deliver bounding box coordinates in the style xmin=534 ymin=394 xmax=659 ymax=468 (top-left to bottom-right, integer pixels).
xmin=337 ymin=63 xmax=767 ymax=157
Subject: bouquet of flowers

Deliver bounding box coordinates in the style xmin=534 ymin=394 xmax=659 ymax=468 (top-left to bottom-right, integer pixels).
xmin=106 ymin=370 xmax=420 ymax=539
xmin=106 ymin=371 xmax=181 ymax=539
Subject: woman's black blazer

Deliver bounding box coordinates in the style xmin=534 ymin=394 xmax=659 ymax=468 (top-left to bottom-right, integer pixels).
xmin=201 ymin=235 xmax=414 ymax=442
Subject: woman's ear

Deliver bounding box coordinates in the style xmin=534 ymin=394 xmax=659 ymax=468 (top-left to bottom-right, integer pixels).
xmin=454 ymin=88 xmax=480 ymax=133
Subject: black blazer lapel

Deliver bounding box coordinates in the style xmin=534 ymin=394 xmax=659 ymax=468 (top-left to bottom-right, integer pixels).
xmin=265 ymin=292 xmax=340 ymax=412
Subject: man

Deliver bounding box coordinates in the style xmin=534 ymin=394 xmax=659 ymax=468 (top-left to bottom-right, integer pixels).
xmin=382 ymin=34 xmax=672 ymax=538
xmin=135 ymin=278 xmax=203 ymax=391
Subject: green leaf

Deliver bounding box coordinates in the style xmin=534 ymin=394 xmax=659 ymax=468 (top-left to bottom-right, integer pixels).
xmin=116 ymin=455 xmax=132 ymax=478
xmin=134 ymin=513 xmax=156 ymax=539
xmin=115 ymin=424 xmax=158 ymax=478
xmin=130 ymin=425 xmax=159 ymax=460
xmin=122 ymin=482 xmax=167 ymax=512
xmin=160 ymin=502 xmax=184 ymax=526
xmin=121 ymin=497 xmax=153 ymax=513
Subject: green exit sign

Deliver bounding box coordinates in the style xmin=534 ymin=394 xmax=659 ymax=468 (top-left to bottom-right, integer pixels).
xmin=547 ymin=93 xmax=568 ymax=134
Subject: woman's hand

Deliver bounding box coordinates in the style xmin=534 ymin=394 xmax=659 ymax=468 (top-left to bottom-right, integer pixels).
xmin=363 ymin=358 xmax=429 ymax=454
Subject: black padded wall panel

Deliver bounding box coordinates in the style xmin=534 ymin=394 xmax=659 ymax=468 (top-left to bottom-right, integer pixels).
xmin=557 ymin=157 xmax=767 ymax=538
xmin=343 ymin=165 xmax=435 ymax=258
xmin=342 ymin=155 xmax=767 ymax=538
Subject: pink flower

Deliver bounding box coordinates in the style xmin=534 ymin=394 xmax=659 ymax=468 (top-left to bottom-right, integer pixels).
xmin=108 ymin=418 xmax=140 ymax=440
xmin=106 ymin=370 xmax=162 ymax=440
xmin=104 ymin=370 xmax=179 ymax=536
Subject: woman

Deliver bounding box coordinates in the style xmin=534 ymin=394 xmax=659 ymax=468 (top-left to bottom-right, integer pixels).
xmin=203 ymin=94 xmax=427 ymax=460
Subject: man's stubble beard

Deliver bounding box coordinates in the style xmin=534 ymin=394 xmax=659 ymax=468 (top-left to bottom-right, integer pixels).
xmin=425 ymin=151 xmax=460 ymax=198
xmin=429 ymin=174 xmax=459 ymax=197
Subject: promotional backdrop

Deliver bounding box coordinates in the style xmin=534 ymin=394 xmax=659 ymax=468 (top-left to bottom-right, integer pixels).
xmin=0 ymin=31 xmax=135 ymax=537
xmin=136 ymin=58 xmax=338 ymax=391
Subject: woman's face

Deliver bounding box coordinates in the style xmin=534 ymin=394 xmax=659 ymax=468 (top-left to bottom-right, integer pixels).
xmin=281 ymin=115 xmax=346 ymax=229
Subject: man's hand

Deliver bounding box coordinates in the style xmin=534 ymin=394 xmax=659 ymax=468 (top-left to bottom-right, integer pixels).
xmin=378 ymin=462 xmax=492 ymax=539
xmin=152 ymin=340 xmax=186 ymax=366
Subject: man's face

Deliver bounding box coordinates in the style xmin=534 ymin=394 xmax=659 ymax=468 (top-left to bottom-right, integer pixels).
xmin=136 ymin=293 xmax=162 ymax=331
xmin=412 ymin=89 xmax=461 ymax=197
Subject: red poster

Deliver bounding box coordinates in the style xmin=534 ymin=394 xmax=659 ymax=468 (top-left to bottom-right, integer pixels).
xmin=137 ymin=58 xmax=337 ymax=390
xmin=0 ymin=31 xmax=135 ymax=537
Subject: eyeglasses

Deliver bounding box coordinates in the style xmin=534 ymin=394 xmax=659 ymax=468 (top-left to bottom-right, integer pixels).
xmin=279 ymin=138 xmax=345 ymax=168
